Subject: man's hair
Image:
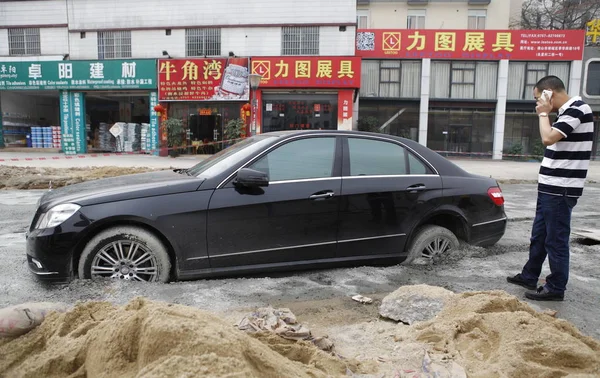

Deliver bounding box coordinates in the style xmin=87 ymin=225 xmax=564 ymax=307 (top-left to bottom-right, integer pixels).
xmin=535 ymin=75 xmax=566 ymax=92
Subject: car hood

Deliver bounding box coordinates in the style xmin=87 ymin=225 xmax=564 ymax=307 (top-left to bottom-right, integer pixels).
xmin=38 ymin=169 xmax=205 ymax=210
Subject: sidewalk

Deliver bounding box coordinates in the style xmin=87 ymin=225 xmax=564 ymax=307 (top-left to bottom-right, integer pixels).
xmin=1 ymin=150 xmax=599 ymax=182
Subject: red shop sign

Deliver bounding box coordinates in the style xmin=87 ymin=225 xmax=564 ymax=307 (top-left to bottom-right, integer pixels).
xmin=250 ymin=56 xmax=362 ymax=88
xmin=355 ymin=29 xmax=585 ymax=61
xmin=158 ymin=58 xmax=250 ymax=101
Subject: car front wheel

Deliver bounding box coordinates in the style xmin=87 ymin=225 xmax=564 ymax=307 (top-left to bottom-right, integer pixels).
xmin=403 ymin=225 xmax=459 ymax=265
xmin=78 ymin=226 xmax=171 ymax=283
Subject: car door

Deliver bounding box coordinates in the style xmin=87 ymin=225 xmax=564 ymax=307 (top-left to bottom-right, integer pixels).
xmin=207 ymin=135 xmax=342 ymax=269
xmin=337 ymin=136 xmax=443 ymax=259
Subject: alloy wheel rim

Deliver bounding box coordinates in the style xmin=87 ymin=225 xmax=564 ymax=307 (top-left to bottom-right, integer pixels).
xmin=422 ymin=236 xmax=452 ymax=260
xmin=90 ymin=240 xmax=158 ymax=282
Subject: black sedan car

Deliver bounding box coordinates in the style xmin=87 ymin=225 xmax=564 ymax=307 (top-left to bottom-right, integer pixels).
xmin=26 ymin=130 xmax=507 ymax=283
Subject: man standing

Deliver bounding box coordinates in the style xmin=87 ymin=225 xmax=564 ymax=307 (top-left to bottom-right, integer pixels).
xmin=507 ymin=75 xmax=594 ymax=301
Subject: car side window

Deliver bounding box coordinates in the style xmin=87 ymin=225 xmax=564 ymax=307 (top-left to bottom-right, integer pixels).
xmin=408 ymin=152 xmax=428 ymax=174
xmin=348 ymin=138 xmax=407 ymax=176
xmin=248 ymin=137 xmax=336 ymax=182
xmin=347 ymin=138 xmax=431 ymax=176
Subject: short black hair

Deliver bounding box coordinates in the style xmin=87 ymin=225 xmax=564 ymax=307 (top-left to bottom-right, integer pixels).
xmin=535 ymin=75 xmax=566 ymax=92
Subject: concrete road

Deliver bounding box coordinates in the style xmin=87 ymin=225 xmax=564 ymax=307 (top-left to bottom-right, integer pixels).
xmin=0 ymin=185 xmax=599 ymax=340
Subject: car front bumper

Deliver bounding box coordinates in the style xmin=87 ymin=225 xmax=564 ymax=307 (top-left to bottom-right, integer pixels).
xmin=25 ymin=223 xmax=81 ymax=284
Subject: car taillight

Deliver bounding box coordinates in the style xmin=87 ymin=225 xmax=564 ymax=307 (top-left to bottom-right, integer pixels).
xmin=488 ymin=187 xmax=504 ymax=206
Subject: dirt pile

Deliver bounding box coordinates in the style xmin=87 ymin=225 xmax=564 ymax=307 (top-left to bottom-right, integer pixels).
xmin=0 ymin=298 xmax=360 ymax=378
xmin=0 ymin=166 xmax=156 ymax=189
xmin=411 ymin=290 xmax=600 ymax=377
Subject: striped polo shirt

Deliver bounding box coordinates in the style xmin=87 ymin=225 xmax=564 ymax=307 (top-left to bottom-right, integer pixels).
xmin=538 ymin=96 xmax=594 ymax=197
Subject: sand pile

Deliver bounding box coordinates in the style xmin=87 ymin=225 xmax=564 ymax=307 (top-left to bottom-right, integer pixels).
xmin=0 ymin=298 xmax=360 ymax=378
xmin=410 ymin=290 xmax=600 ymax=377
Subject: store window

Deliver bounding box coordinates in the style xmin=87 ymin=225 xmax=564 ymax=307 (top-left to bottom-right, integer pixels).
xmin=262 ymin=94 xmax=337 ymax=132
xmin=360 ymin=60 xmax=421 ymax=98
xmin=8 ymin=28 xmax=40 ymax=56
xmin=98 ymin=31 xmax=132 ymax=59
xmin=430 ymin=61 xmax=498 ymax=100
xmin=249 ymin=137 xmax=336 ymax=181
xmin=427 ymin=108 xmax=495 ymax=155
xmin=468 ymin=10 xmax=487 ymax=29
xmin=357 ymin=10 xmax=369 ymax=29
xmin=281 ymin=26 xmax=319 ymax=56
xmin=507 ymin=62 xmax=570 ymax=100
xmin=503 ymin=110 xmax=540 ymax=156
xmin=585 ymin=60 xmax=600 ymax=97
xmin=407 ymin=9 xmax=426 ymax=29
xmin=186 ymin=28 xmax=221 ymax=57
xmin=357 ymin=100 xmax=420 ymax=140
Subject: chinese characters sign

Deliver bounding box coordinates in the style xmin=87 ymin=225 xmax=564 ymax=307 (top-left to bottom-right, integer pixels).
xmin=338 ymin=90 xmax=354 ymax=131
xmin=59 ymin=91 xmax=87 ymax=155
xmin=158 ymin=58 xmax=250 ymax=101
xmin=149 ymin=92 xmax=160 ymax=155
xmin=0 ymin=60 xmax=157 ymax=90
xmin=356 ymin=29 xmax=585 ymax=60
xmin=251 ymin=57 xmax=361 ymax=88
xmin=587 ymin=19 xmax=600 ymax=45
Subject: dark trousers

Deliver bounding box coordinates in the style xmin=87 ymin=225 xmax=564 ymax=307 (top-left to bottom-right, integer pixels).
xmin=521 ymin=192 xmax=578 ymax=293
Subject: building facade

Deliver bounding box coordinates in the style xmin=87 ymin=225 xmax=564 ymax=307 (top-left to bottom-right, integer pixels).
xmin=356 ymin=0 xmax=599 ymax=160
xmin=0 ymin=0 xmax=357 ymax=152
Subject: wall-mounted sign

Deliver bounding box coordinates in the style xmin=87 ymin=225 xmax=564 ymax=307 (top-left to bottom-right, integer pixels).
xmin=0 ymin=60 xmax=157 ymax=90
xmin=356 ymin=29 xmax=586 ymax=61
xmin=586 ymin=19 xmax=600 ymax=45
xmin=158 ymin=58 xmax=250 ymax=101
xmin=251 ymin=57 xmax=362 ymax=88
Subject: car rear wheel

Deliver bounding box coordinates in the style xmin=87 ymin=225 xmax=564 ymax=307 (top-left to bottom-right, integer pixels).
xmin=404 ymin=225 xmax=459 ymax=265
xmin=78 ymin=226 xmax=171 ymax=283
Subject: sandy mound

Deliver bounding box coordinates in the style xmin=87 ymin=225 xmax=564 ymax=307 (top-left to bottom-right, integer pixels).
xmin=410 ymin=290 xmax=600 ymax=377
xmin=0 ymin=166 xmax=156 ymax=189
xmin=0 ymin=298 xmax=360 ymax=378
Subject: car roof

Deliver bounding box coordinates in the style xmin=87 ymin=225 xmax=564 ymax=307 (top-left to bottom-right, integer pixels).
xmin=261 ymin=130 xmax=471 ymax=177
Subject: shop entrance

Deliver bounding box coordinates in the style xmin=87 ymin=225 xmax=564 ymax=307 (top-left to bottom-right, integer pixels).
xmin=84 ymin=91 xmax=151 ymax=152
xmin=261 ymin=93 xmax=338 ymax=133
xmin=447 ymin=125 xmax=472 ymax=153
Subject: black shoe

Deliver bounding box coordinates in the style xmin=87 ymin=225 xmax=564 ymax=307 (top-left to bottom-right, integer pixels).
xmin=506 ymin=274 xmax=537 ymax=290
xmin=525 ymin=286 xmax=564 ymax=301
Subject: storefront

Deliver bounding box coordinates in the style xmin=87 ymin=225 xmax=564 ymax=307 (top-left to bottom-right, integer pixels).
xmin=0 ymin=59 xmax=158 ymax=154
xmin=250 ymin=56 xmax=361 ymax=133
xmin=157 ymin=57 xmax=251 ymax=154
xmin=355 ymin=28 xmax=586 ymax=158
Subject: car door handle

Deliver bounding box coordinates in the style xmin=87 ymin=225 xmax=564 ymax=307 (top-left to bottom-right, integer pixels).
xmin=407 ymin=184 xmax=427 ymax=192
xmin=309 ymin=191 xmax=335 ymax=200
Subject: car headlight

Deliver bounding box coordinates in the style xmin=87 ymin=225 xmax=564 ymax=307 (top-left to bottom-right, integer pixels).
xmin=35 ymin=204 xmax=81 ymax=229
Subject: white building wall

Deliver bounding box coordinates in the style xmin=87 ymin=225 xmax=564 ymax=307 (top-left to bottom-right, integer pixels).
xmin=40 ymin=28 xmax=69 ymax=56
xmin=0 ymin=0 xmax=68 ymax=26
xmin=131 ymin=29 xmax=186 ymax=59
xmin=359 ymin=0 xmax=515 ymax=30
xmin=0 ymin=29 xmax=8 ymax=56
xmin=68 ymin=31 xmax=99 ymax=60
xmin=65 ymin=0 xmax=355 ymax=30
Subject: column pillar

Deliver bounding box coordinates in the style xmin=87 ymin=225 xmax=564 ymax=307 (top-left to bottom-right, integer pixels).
xmin=493 ymin=59 xmax=509 ymax=160
xmin=418 ymin=58 xmax=431 ymax=146
xmin=568 ymin=60 xmax=583 ymax=97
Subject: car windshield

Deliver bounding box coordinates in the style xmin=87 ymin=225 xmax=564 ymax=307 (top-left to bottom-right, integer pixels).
xmin=186 ymin=135 xmax=278 ymax=178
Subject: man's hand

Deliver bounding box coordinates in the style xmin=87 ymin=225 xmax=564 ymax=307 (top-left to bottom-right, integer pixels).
xmin=536 ymin=93 xmax=553 ymax=115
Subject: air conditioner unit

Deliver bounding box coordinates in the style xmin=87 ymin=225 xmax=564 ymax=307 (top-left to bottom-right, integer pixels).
xmin=468 ymin=0 xmax=492 ymax=5
xmin=407 ymin=0 xmax=429 ymax=5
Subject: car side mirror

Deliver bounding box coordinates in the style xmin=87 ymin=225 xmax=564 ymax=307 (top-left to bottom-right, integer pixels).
xmin=233 ymin=168 xmax=269 ymax=188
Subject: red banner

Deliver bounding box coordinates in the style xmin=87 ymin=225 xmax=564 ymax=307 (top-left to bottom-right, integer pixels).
xmin=158 ymin=58 xmax=250 ymax=101
xmin=337 ymin=90 xmax=354 ymax=131
xmin=355 ymin=29 xmax=585 ymax=61
xmin=250 ymin=56 xmax=361 ymax=88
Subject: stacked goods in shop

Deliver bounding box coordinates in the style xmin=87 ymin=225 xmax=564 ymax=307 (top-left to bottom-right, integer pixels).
xmin=42 ymin=127 xmax=53 ymax=148
xmin=52 ymin=126 xmax=61 ymax=149
xmin=98 ymin=123 xmax=115 ymax=152
xmin=116 ymin=123 xmax=142 ymax=153
xmin=31 ymin=127 xmax=42 ymax=148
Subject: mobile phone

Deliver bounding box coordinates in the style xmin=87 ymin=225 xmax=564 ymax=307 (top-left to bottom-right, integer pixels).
xmin=542 ymin=89 xmax=553 ymax=101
